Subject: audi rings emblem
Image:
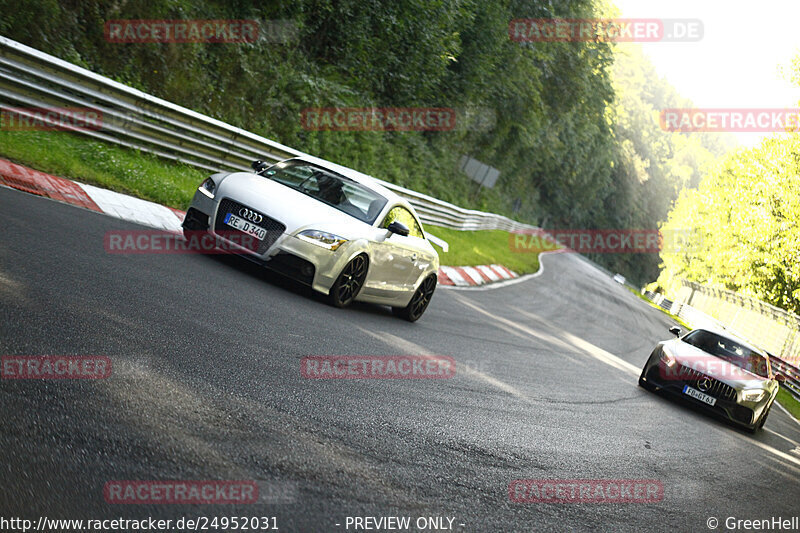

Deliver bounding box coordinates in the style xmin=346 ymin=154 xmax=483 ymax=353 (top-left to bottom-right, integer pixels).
xmin=239 ymin=208 xmax=263 ymax=224
xmin=697 ymin=377 xmax=712 ymax=392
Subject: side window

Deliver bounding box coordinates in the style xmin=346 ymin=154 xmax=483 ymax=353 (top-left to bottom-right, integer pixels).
xmin=382 ymin=206 xmax=424 ymax=238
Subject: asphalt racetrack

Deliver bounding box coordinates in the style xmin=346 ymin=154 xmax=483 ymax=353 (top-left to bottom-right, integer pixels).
xmin=1 ymin=185 xmax=799 ymax=532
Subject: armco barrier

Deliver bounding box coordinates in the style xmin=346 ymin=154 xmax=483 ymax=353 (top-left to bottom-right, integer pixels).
xmin=771 ymin=358 xmax=800 ymax=401
xmin=0 ymin=35 xmax=536 ymax=234
xmin=673 ymin=281 xmax=800 ymax=365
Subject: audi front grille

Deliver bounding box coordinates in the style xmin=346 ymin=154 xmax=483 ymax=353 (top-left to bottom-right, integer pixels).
xmin=214 ymin=198 xmax=286 ymax=255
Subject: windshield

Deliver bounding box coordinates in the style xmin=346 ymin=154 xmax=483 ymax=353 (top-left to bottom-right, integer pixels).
xmin=262 ymin=161 xmax=387 ymax=224
xmin=682 ymin=330 xmax=770 ymax=378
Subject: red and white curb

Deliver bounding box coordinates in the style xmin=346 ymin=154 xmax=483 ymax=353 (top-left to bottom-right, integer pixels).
xmin=0 ymin=158 xmax=185 ymax=231
xmin=437 ymin=265 xmax=518 ymax=287
xmin=0 ymin=157 xmax=527 ymax=288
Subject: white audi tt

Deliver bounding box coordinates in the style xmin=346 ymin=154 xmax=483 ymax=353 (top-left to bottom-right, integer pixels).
xmin=182 ymin=156 xmax=440 ymax=321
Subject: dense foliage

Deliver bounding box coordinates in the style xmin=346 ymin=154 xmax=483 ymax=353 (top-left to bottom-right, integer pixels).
xmin=600 ymin=45 xmax=732 ymax=283
xmin=0 ymin=0 xmax=729 ymax=284
xmin=657 ymin=134 xmax=800 ymax=313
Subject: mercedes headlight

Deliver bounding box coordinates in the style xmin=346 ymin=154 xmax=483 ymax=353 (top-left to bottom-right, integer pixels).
xmin=659 ymin=346 xmax=677 ymax=367
xmin=297 ymin=230 xmax=348 ymax=251
xmin=741 ymin=389 xmax=766 ymax=402
xmin=199 ymin=177 xmax=216 ymax=198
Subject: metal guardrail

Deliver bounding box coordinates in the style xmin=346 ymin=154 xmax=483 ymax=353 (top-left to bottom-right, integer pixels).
xmin=642 ymin=291 xmax=800 ymax=402
xmin=677 ymin=280 xmax=800 ymax=362
xmin=771 ymin=358 xmax=800 ymax=401
xmin=0 ymin=35 xmax=537 ymax=234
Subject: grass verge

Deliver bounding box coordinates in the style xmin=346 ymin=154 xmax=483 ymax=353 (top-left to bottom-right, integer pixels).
xmin=425 ymin=225 xmax=541 ymax=275
xmin=0 ymin=131 xmax=203 ymax=209
xmin=776 ymin=386 xmax=800 ymax=421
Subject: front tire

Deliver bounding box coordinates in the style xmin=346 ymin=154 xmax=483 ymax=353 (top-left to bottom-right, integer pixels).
xmin=329 ymin=254 xmax=369 ymax=308
xmin=392 ymin=274 xmax=437 ymax=322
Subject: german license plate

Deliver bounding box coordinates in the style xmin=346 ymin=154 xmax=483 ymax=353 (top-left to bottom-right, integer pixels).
xmin=224 ymin=213 xmax=266 ymax=241
xmin=683 ymin=385 xmax=716 ymax=406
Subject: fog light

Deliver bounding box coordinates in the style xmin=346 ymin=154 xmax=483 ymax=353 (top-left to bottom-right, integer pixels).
xmin=741 ymin=389 xmax=766 ymax=402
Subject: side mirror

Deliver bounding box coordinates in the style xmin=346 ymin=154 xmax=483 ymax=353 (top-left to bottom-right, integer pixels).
xmin=252 ymin=160 xmax=269 ymax=173
xmin=775 ymin=373 xmax=786 ymax=383
xmin=387 ymin=221 xmax=410 ymax=237
xmin=669 ymin=326 xmax=682 ymax=337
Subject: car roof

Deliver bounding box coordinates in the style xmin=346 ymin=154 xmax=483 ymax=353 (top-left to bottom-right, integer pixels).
xmin=284 ymin=156 xmax=407 ymax=207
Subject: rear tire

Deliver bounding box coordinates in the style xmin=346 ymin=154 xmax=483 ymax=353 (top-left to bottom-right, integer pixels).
xmin=328 ymin=254 xmax=369 ymax=308
xmin=392 ymin=274 xmax=437 ymax=322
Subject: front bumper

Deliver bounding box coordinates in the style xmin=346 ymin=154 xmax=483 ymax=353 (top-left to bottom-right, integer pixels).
xmin=182 ymin=190 xmax=354 ymax=294
xmin=640 ymin=356 xmax=771 ymax=429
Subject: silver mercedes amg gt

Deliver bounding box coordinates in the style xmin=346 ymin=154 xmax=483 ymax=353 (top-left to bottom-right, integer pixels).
xmin=182 ymin=156 xmax=440 ymax=321
xmin=639 ymin=327 xmax=784 ymax=432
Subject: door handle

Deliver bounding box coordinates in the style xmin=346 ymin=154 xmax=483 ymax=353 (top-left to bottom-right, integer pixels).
xmin=411 ymin=253 xmax=418 ymax=261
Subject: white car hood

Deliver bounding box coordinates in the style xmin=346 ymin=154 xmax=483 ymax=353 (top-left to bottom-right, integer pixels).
xmin=217 ymin=172 xmax=375 ymax=237
xmin=666 ymin=339 xmax=769 ymax=388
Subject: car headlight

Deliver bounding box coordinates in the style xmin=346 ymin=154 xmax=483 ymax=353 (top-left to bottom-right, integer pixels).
xmin=297 ymin=230 xmax=348 ymax=251
xmin=659 ymin=346 xmax=677 ymax=367
xmin=199 ymin=178 xmax=216 ymax=198
xmin=741 ymin=389 xmax=767 ymax=402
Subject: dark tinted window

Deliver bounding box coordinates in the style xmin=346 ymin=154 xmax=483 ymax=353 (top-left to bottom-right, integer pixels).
xmin=683 ymin=330 xmax=770 ymax=378
xmin=263 ymin=162 xmax=387 ymax=224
